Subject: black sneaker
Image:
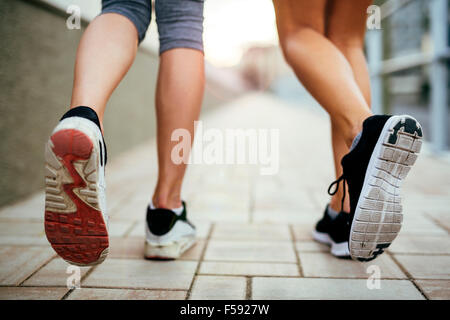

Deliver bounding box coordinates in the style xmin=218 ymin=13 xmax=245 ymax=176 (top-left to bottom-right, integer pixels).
xmin=144 ymin=201 xmax=196 ymax=259
xmin=44 ymin=106 xmax=109 ymax=266
xmin=313 ymin=205 xmax=351 ymax=258
xmin=329 ymin=115 xmax=423 ymax=262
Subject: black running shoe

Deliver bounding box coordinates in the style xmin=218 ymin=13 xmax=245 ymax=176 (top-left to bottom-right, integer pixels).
xmin=329 ymin=115 xmax=423 ymax=262
xmin=144 ymin=202 xmax=196 ymax=259
xmin=313 ymin=205 xmax=351 ymax=258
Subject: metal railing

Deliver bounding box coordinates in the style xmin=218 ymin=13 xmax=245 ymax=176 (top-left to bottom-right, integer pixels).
xmin=367 ymin=0 xmax=449 ymax=152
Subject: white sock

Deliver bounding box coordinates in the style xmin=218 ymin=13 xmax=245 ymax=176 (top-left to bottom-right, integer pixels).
xmin=350 ymin=131 xmax=362 ymax=151
xmin=327 ymin=205 xmax=339 ymax=219
xmin=149 ymin=200 xmax=183 ymax=216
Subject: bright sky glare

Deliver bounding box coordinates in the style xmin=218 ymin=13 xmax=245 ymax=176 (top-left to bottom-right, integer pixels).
xmin=203 ymin=0 xmax=279 ymax=67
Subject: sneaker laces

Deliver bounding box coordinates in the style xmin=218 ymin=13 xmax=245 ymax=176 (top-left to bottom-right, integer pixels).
xmin=327 ymin=174 xmax=347 ymax=212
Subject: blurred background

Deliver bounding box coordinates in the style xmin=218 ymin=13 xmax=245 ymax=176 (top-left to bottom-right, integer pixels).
xmin=0 ymin=0 xmax=449 ymax=207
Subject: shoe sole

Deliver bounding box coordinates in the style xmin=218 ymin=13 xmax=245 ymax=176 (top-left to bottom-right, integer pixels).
xmin=349 ymin=115 xmax=423 ymax=262
xmin=44 ymin=128 xmax=109 ymax=266
xmin=144 ymin=237 xmax=196 ymax=260
xmin=312 ymin=230 xmax=350 ymax=258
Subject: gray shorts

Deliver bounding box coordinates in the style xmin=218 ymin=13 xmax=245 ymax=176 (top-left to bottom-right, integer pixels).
xmin=101 ymin=0 xmax=204 ymax=54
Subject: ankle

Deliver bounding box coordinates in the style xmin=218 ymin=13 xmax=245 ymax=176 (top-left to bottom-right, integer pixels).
xmin=342 ymin=112 xmax=372 ymax=148
xmin=152 ymin=190 xmax=182 ymax=209
xmin=330 ymin=194 xmax=350 ymax=213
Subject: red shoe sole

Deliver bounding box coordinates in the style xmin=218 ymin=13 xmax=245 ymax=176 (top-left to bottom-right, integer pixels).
xmin=44 ymin=129 xmax=108 ymax=266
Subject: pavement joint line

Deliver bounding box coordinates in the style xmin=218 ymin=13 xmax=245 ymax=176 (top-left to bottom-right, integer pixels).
xmin=386 ymin=252 xmax=450 ymax=256
xmin=185 ymin=222 xmax=215 ymax=300
xmin=0 ymin=218 xmax=44 ymax=223
xmin=202 ymin=259 xmax=298 ymax=264
xmin=387 ymin=252 xmax=429 ymax=300
xmin=106 ymin=185 xmax=143 ymax=216
xmin=199 ymin=260 xmax=298 ymax=264
xmin=62 ymin=261 xmax=103 ymax=300
xmin=88 ymin=255 xmax=300 ymax=264
xmin=424 ymin=213 xmax=450 ymax=234
xmin=190 ymin=273 xmax=414 ymax=280
xmin=5 ymin=274 xmax=446 ymax=291
xmin=122 ymin=220 xmax=139 ymax=238
xmin=61 ymin=288 xmax=74 ymax=300
xmin=289 ymin=224 xmax=304 ymax=277
xmin=74 ymin=285 xmax=188 ymax=291
xmin=245 ymin=277 xmax=252 ymax=300
xmin=17 ymin=253 xmax=57 ymax=287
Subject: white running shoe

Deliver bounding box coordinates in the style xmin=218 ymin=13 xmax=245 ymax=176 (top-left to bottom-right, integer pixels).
xmin=44 ymin=106 xmax=109 ymax=266
xmin=144 ymin=202 xmax=196 ymax=260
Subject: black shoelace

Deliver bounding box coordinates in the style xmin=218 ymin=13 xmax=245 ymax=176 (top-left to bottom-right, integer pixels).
xmin=327 ymin=174 xmax=347 ymax=212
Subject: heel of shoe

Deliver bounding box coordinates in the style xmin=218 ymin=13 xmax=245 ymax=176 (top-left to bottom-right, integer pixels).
xmin=144 ymin=237 xmax=196 ymax=260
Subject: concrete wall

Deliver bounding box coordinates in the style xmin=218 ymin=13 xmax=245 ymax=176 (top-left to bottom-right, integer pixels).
xmin=0 ymin=0 xmax=235 ymax=207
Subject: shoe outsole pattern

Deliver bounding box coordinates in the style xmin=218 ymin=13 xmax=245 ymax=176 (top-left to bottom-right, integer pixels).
xmin=350 ymin=116 xmax=423 ymax=262
xmin=44 ymin=129 xmax=109 ymax=266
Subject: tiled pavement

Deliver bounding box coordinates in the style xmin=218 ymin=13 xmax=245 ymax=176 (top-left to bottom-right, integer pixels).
xmin=0 ymin=93 xmax=449 ymax=300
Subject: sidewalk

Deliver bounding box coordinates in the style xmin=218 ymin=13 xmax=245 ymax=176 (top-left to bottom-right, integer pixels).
xmin=0 ymin=93 xmax=449 ymax=300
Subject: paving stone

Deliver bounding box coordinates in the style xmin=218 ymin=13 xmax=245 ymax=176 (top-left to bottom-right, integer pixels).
xmin=291 ymin=224 xmax=316 ymax=241
xmin=211 ymin=224 xmax=290 ymax=241
xmin=23 ymin=258 xmax=91 ymax=287
xmin=389 ymin=235 xmax=450 ymax=255
xmin=204 ymin=241 xmax=296 ymax=263
xmin=425 ymin=212 xmax=450 ymax=232
xmin=199 ymin=261 xmax=299 ymax=277
xmin=415 ymin=280 xmax=450 ymax=300
xmin=83 ymin=259 xmax=197 ymax=289
xmin=0 ymin=287 xmax=67 ymax=300
xmin=295 ymin=241 xmax=328 ymax=253
xmin=111 ymin=194 xmax=150 ymax=221
xmin=0 ymin=221 xmax=44 ymax=236
xmin=127 ymin=221 xmax=146 ymax=237
xmin=189 ymin=276 xmax=246 ymax=300
xmin=394 ymin=255 xmax=450 ymax=279
xmin=0 ymin=193 xmax=44 ymax=220
xmin=67 ymin=288 xmax=186 ymax=300
xmin=109 ymin=237 xmax=144 ymax=259
xmin=253 ymin=209 xmax=318 ymax=224
xmin=128 ymin=221 xmax=211 ymax=239
xmin=0 ymin=246 xmax=55 ymax=285
xmin=108 ymin=220 xmax=135 ymax=237
xmin=180 ymin=240 xmax=206 ymax=261
xmin=0 ymin=235 xmax=48 ymax=246
xmin=300 ymin=252 xmax=406 ymax=279
xmin=401 ymin=215 xmax=447 ymax=235
xmin=190 ymin=209 xmax=250 ymax=223
xmin=253 ymin=186 xmax=317 ymax=212
xmin=252 ymin=278 xmax=424 ymax=300
xmin=108 ymin=237 xmax=205 ymax=261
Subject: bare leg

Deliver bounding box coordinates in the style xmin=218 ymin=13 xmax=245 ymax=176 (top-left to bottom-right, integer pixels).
xmin=273 ymin=0 xmax=372 ymax=149
xmin=152 ymin=49 xmax=205 ymax=209
xmin=326 ymin=0 xmax=373 ymax=212
xmin=70 ymin=13 xmax=138 ymax=127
